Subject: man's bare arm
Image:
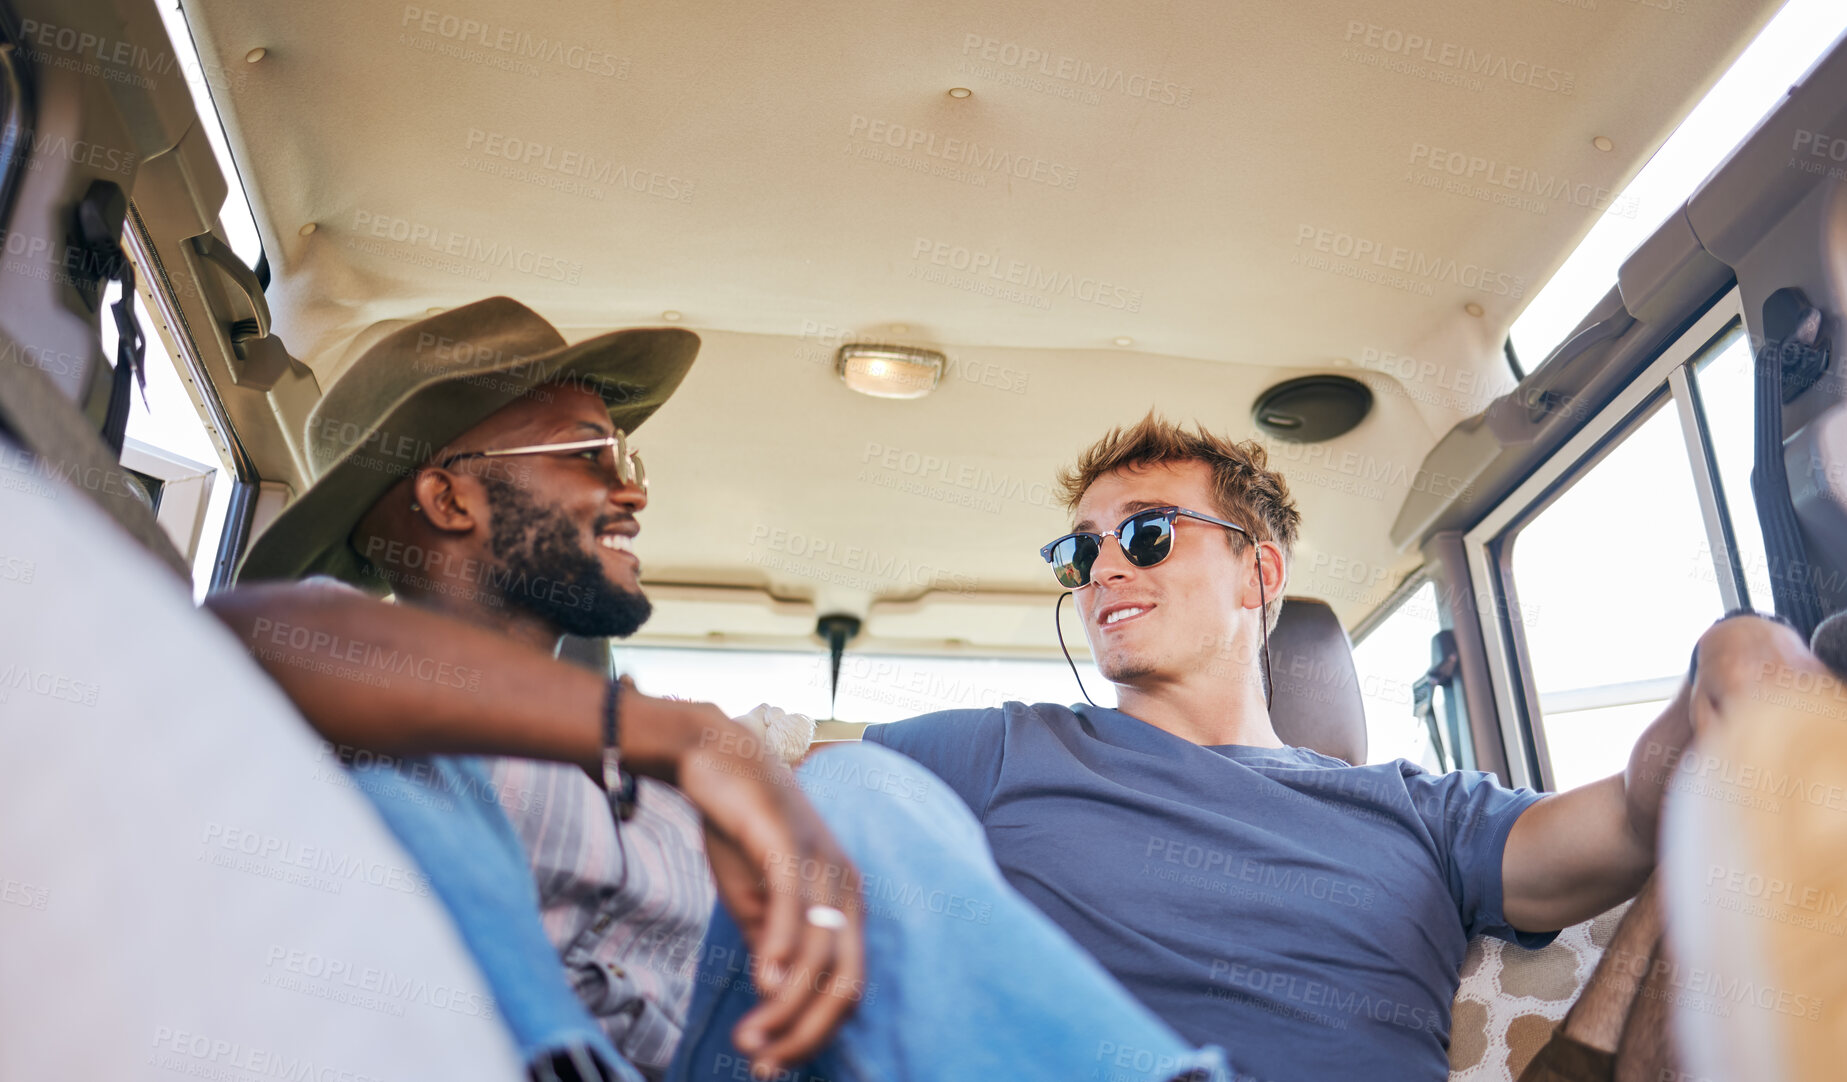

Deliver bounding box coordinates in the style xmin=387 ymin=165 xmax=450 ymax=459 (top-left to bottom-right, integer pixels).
xmin=1500 ymin=762 xmax=1654 ymax=933
xmin=1501 ymin=616 xmax=1818 ymax=933
xmin=205 ymin=582 xmax=869 ymax=1076
xmin=206 ymin=582 xmax=694 ymax=777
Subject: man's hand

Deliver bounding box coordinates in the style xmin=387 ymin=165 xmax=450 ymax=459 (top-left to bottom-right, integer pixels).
xmin=1684 ymin=615 xmax=1818 ymax=736
xmin=666 ymin=706 xmax=864 ymax=1079
xmin=1505 ymin=615 xmax=1819 ymax=933
xmin=1627 ymin=615 xmax=1817 ymax=840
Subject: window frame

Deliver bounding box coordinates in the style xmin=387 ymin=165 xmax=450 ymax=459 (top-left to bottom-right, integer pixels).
xmin=121 ymin=220 xmax=258 ymax=594
xmin=119 ymin=436 xmax=218 ymax=566
xmin=1462 ymin=289 xmax=1749 ymax=791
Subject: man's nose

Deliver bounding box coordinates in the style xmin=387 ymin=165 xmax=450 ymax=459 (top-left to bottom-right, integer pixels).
xmin=1088 ymin=535 xmax=1136 ymax=585
xmin=610 ymin=479 xmax=647 ymax=513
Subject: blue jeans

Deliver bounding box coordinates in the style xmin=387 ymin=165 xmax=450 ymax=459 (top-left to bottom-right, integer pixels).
xmin=352 ymin=755 xmax=640 ymax=1082
xmin=668 ymin=743 xmax=1230 ymax=1082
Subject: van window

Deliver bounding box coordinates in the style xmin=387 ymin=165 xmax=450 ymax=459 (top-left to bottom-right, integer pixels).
xmin=613 ymin=645 xmax=1112 ymax=723
xmin=1508 ymin=402 xmax=1722 ymax=790
xmin=1351 ymin=581 xmax=1442 ymax=769
xmin=104 ymin=282 xmax=236 ymax=599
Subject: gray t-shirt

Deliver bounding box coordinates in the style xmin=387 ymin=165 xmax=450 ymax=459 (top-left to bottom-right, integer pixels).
xmin=865 ymin=701 xmax=1554 ymax=1082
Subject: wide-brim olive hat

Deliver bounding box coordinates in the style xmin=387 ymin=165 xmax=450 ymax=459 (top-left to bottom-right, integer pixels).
xmin=239 ymin=296 xmax=699 ymax=588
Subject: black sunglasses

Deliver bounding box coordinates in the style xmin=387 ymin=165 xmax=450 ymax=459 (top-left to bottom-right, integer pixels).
xmin=1040 ymin=505 xmax=1250 ymax=589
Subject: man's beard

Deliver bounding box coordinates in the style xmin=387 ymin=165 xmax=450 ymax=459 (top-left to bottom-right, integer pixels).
xmin=483 ymin=476 xmax=651 ymax=638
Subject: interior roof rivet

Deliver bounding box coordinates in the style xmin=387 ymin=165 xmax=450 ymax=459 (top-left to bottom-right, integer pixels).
xmin=245 ymin=47 xmax=267 ymax=64
xmin=948 ymin=87 xmax=972 ymax=99
xmin=1465 ymin=302 xmax=1486 ymax=318
xmin=1592 ymin=135 xmax=1614 ymax=152
xmin=297 ymin=222 xmax=316 ymax=236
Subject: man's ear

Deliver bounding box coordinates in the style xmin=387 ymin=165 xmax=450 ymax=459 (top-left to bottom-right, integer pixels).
xmin=1250 ymin=541 xmax=1287 ymax=609
xmin=411 ymin=468 xmax=482 ymax=536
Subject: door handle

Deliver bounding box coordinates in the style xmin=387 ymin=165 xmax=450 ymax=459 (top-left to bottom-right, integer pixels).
xmin=190 ymin=232 xmax=269 ymax=340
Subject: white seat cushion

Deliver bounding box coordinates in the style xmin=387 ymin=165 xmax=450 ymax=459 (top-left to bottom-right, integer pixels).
xmin=0 ymin=440 xmax=523 ymax=1080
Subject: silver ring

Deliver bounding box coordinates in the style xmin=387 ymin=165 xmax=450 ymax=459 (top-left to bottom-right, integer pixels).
xmin=805 ymin=904 xmax=848 ymax=930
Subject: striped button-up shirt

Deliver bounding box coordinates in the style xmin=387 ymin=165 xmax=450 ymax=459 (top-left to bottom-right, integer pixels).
xmin=487 ymin=758 xmax=715 ymax=1079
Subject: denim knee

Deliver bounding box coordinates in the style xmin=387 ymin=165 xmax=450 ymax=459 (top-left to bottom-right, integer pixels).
xmin=796 ymin=742 xmax=987 ymax=856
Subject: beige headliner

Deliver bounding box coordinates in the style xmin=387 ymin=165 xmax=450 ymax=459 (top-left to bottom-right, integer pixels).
xmin=186 ymin=0 xmax=1780 ymax=653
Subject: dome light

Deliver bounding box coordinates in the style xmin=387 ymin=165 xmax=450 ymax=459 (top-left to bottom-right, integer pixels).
xmin=836 ymin=344 xmax=944 ymax=399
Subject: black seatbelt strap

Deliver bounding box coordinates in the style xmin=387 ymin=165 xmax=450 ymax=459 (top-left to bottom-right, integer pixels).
xmin=97 ymin=254 xmax=146 ymax=458
xmin=1750 ymin=287 xmax=1830 ymax=641
xmin=70 ymin=180 xmax=146 ymax=459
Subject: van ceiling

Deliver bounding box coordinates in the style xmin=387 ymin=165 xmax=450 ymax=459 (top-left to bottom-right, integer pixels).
xmin=183 ymin=0 xmax=1780 ymax=653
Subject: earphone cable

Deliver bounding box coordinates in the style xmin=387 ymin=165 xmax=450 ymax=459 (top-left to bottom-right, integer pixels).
xmin=1054 ymin=590 xmax=1101 ymax=708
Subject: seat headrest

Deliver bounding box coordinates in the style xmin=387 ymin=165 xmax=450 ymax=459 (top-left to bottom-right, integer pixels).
xmin=1268 ymin=598 xmax=1367 ymax=765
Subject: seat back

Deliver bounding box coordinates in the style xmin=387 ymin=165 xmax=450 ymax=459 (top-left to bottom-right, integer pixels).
xmin=1268 ymin=597 xmax=1368 ymax=765
xmin=0 ymin=436 xmax=524 ymax=1079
